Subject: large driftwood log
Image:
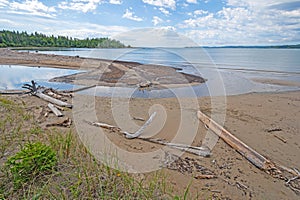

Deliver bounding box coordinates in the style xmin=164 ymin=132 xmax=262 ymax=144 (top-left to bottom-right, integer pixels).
xmin=48 ymin=103 xmax=63 ymax=117
xmin=35 ymin=91 xmax=72 ymax=108
xmin=22 ymin=80 xmax=73 ymax=108
xmin=197 ymin=110 xmax=278 ymax=171
xmin=197 ymin=110 xmax=299 ymax=177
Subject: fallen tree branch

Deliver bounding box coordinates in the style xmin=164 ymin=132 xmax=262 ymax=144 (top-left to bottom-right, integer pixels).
xmin=132 ymin=116 xmax=145 ymax=121
xmin=197 ymin=110 xmax=279 ymax=172
xmin=62 ymin=85 xmax=97 ymax=93
xmin=0 ymin=90 xmax=31 ymax=95
xmin=273 ymin=134 xmax=287 ymax=143
xmin=84 ymin=112 xmax=156 ymax=138
xmin=48 ymin=103 xmax=63 ymax=117
xmin=22 ymin=80 xmax=73 ymax=108
xmin=141 ymin=138 xmax=211 ymax=157
xmin=46 ymin=117 xmax=72 ymax=127
xmin=125 ymin=112 xmax=156 ymax=139
xmin=35 ymin=91 xmax=73 ymax=108
xmin=85 ymin=115 xmax=211 ymax=157
xmin=197 ymin=110 xmax=300 ymax=194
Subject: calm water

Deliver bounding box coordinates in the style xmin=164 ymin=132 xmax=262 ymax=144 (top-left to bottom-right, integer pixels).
xmin=2 ymin=48 xmax=300 ymax=97
xmin=0 ymin=65 xmax=81 ymax=90
xmin=32 ymin=48 xmax=300 ymax=73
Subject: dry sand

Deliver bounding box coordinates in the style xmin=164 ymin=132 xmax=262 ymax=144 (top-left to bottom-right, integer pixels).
xmin=1 ymin=48 xmax=299 ymax=199
xmin=86 ymin=91 xmax=300 ymax=199
xmin=3 ymin=90 xmax=299 ymax=199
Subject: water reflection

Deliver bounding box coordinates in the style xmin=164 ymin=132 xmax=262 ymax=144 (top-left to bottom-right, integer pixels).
xmin=0 ymin=65 xmax=81 ymax=90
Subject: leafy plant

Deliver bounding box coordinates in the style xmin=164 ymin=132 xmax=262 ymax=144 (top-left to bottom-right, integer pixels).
xmin=6 ymin=142 xmax=57 ymax=187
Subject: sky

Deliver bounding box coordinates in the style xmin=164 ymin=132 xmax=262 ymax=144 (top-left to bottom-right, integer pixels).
xmin=0 ymin=0 xmax=299 ymax=46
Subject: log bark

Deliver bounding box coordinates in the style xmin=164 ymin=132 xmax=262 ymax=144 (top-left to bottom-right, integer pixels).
xmin=35 ymin=91 xmax=72 ymax=108
xmin=197 ymin=110 xmax=278 ymax=171
xmin=48 ymin=103 xmax=63 ymax=117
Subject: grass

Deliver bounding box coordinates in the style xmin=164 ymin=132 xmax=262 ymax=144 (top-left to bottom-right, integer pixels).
xmin=0 ymin=96 xmax=178 ymax=199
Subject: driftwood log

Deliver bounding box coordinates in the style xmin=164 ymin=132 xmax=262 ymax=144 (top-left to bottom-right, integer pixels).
xmin=36 ymin=91 xmax=72 ymax=108
xmin=22 ymin=80 xmax=72 ymax=108
xmin=62 ymin=84 xmax=97 ymax=93
xmin=85 ymin=111 xmax=211 ymax=157
xmin=142 ymin=138 xmax=211 ymax=157
xmin=197 ymin=110 xmax=278 ymax=171
xmin=85 ymin=112 xmax=157 ymax=139
xmin=197 ymin=110 xmax=300 ymax=177
xmin=197 ymin=110 xmax=300 ymax=194
xmin=48 ymin=103 xmax=63 ymax=117
xmin=125 ymin=112 xmax=156 ymax=139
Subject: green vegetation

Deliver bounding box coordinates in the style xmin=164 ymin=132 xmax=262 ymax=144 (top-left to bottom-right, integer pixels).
xmin=0 ymin=96 xmax=177 ymax=199
xmin=0 ymin=30 xmax=128 ymax=48
xmin=6 ymin=142 xmax=57 ymax=188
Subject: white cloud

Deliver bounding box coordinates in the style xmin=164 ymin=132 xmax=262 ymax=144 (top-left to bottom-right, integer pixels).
xmin=181 ymin=4 xmax=300 ymax=45
xmin=159 ymin=7 xmax=170 ymax=15
xmin=114 ymin=28 xmax=196 ymax=47
xmin=186 ymin=0 xmax=197 ymax=4
xmin=142 ymin=0 xmax=176 ymax=10
xmin=122 ymin=9 xmax=143 ymax=21
xmin=0 ymin=0 xmax=8 ymax=8
xmin=227 ymin=0 xmax=296 ymax=8
xmin=194 ymin=9 xmax=208 ymax=15
xmin=0 ymin=12 xmax=129 ymax=39
xmin=58 ymin=0 xmax=104 ymax=13
xmin=109 ymin=0 xmax=122 ymax=4
xmin=9 ymin=0 xmax=56 ymax=18
xmin=152 ymin=16 xmax=163 ymax=25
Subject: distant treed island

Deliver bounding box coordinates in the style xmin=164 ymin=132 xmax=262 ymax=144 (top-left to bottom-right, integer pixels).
xmin=0 ymin=30 xmax=128 ymax=48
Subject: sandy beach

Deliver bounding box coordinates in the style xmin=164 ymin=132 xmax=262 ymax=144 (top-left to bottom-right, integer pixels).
xmin=0 ymin=49 xmax=299 ymax=199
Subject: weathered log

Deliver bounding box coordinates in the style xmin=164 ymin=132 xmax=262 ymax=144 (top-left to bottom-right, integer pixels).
xmin=85 ymin=116 xmax=211 ymax=157
xmin=85 ymin=112 xmax=157 ymax=139
xmin=125 ymin=112 xmax=156 ymax=139
xmin=197 ymin=110 xmax=278 ymax=171
xmin=197 ymin=110 xmax=300 ymax=178
xmin=0 ymin=90 xmax=31 ymax=95
xmin=132 ymin=116 xmax=145 ymax=121
xmin=273 ymin=134 xmax=287 ymax=143
xmin=35 ymin=91 xmax=72 ymax=108
xmin=62 ymin=85 xmax=97 ymax=93
xmin=142 ymin=138 xmax=211 ymax=157
xmin=46 ymin=117 xmax=72 ymax=127
xmin=48 ymin=103 xmax=63 ymax=117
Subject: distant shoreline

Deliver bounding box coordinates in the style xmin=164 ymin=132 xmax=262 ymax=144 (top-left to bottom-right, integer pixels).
xmin=1 ymin=44 xmax=299 ymax=50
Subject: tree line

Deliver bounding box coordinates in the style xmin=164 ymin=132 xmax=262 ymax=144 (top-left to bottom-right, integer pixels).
xmin=0 ymin=30 xmax=129 ymax=48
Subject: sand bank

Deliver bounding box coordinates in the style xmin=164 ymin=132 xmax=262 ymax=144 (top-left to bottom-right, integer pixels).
xmin=0 ymin=48 xmax=205 ymax=88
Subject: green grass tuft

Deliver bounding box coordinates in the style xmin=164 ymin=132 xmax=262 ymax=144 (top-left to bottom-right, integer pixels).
xmin=6 ymin=142 xmax=57 ymax=188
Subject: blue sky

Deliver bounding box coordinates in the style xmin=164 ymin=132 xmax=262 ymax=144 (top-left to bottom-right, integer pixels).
xmin=0 ymin=0 xmax=299 ymax=46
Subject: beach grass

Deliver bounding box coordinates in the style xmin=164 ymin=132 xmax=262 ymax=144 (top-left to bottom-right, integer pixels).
xmin=0 ymin=95 xmax=177 ymax=199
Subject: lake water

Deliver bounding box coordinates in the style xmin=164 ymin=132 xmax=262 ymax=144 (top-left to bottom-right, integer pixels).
xmin=0 ymin=65 xmax=81 ymax=90
xmin=1 ymin=48 xmax=300 ymax=97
